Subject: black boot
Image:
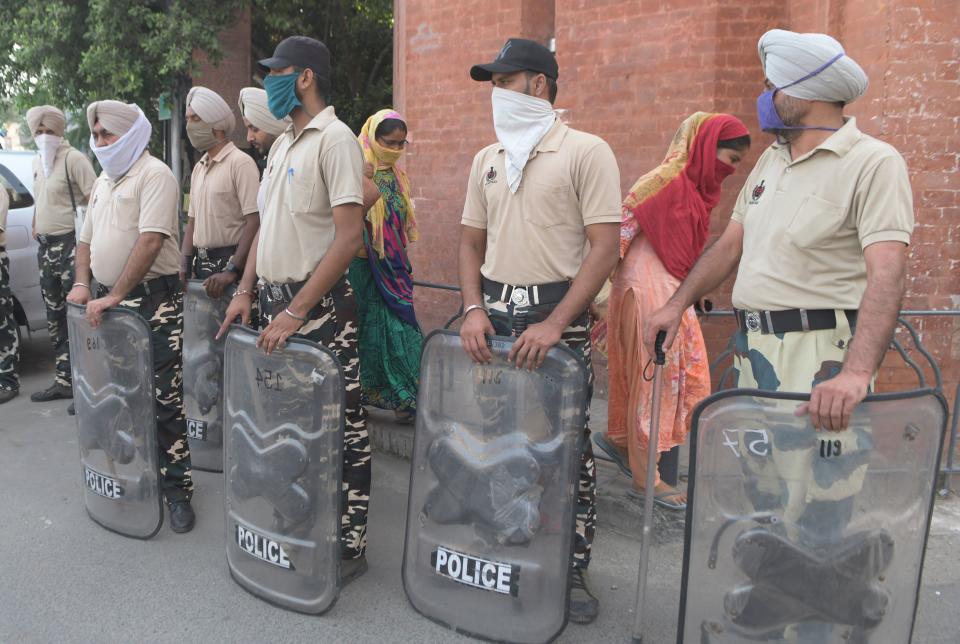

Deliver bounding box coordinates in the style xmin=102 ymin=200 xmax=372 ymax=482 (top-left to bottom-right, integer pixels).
xmin=31 ymin=382 xmax=73 ymax=402
xmin=168 ymin=501 xmax=196 ymax=533
xmin=568 ymin=567 xmax=600 ymax=624
xmin=0 ymin=387 xmax=18 ymax=404
xmin=341 ymin=555 xmax=368 ymax=586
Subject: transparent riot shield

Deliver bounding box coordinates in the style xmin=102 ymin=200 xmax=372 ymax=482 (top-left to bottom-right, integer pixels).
xmin=183 ymin=279 xmax=231 ymax=472
xmin=223 ymin=325 xmax=345 ymax=614
xmin=67 ymin=303 xmax=162 ymax=539
xmin=678 ymin=389 xmax=948 ymax=644
xmin=402 ymin=331 xmax=589 ymax=644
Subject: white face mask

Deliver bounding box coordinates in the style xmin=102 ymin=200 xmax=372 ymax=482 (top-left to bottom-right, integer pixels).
xmin=35 ymin=134 xmax=62 ymax=178
xmin=491 ymin=86 xmax=556 ymax=193
xmin=89 ymin=108 xmax=153 ymax=181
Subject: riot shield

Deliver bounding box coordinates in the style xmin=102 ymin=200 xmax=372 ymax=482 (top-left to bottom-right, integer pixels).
xmin=67 ymin=303 xmax=162 ymax=539
xmin=402 ymin=331 xmax=589 ymax=644
xmin=183 ymin=279 xmax=231 ymax=472
xmin=223 ymin=325 xmax=345 ymax=614
xmin=678 ymin=389 xmax=947 ymax=644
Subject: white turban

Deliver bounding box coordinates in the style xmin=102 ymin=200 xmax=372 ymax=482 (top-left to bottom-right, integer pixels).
xmin=759 ymin=29 xmax=869 ymax=104
xmin=26 ymin=105 xmax=66 ymax=137
xmin=86 ymin=100 xmax=141 ymax=137
xmin=238 ymin=87 xmax=289 ymax=137
xmin=186 ymin=86 xmax=236 ymax=134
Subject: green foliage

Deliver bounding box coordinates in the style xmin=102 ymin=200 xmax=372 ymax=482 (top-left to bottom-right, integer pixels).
xmin=251 ymin=0 xmax=394 ymax=132
xmin=0 ymin=0 xmax=245 ymax=152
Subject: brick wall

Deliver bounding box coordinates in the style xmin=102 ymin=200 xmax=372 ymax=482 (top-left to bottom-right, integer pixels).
xmin=396 ymin=0 xmax=959 ymax=402
xmin=192 ymin=6 xmax=252 ymax=149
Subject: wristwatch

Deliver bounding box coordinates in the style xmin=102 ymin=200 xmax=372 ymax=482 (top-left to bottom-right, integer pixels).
xmin=224 ymin=260 xmax=241 ymax=275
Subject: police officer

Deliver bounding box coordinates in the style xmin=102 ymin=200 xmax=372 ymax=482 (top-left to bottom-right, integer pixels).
xmin=646 ymin=29 xmax=913 ymax=430
xmin=179 ymin=87 xmax=261 ymax=301
xmin=459 ymin=39 xmax=621 ymax=623
xmin=67 ymin=100 xmax=195 ymax=533
xmin=26 ymin=105 xmax=97 ymax=404
xmin=218 ymin=36 xmax=370 ymax=582
xmin=0 ymin=186 xmax=19 ymax=404
xmin=237 ymin=87 xmax=289 ymax=232
xmin=238 ymin=87 xmax=288 ymax=160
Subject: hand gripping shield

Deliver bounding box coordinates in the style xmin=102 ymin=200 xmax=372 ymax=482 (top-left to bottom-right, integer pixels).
xmin=67 ymin=303 xmax=162 ymax=539
xmin=223 ymin=326 xmax=345 ymax=614
xmin=678 ymin=389 xmax=947 ymax=644
xmin=402 ymin=331 xmax=589 ymax=643
xmin=183 ymin=280 xmax=231 ymax=471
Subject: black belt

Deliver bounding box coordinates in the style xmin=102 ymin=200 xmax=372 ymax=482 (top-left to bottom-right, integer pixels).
xmin=195 ymin=245 xmax=236 ymax=261
xmin=261 ymin=279 xmax=307 ymax=303
xmin=481 ymin=276 xmax=570 ymax=307
xmin=735 ymin=308 xmax=858 ymax=335
xmin=37 ymin=232 xmax=75 ymax=246
xmin=99 ymin=274 xmax=180 ymax=299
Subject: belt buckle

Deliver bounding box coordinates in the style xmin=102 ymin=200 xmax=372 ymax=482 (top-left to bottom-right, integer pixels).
xmin=37 ymin=234 xmax=48 ymax=245
xmin=197 ymin=247 xmax=208 ymax=260
xmin=268 ymin=284 xmax=284 ymax=301
xmin=510 ymin=286 xmax=530 ymax=307
xmin=745 ymin=311 xmax=762 ymax=333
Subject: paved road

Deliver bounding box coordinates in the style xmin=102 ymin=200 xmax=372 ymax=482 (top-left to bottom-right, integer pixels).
xmin=1 ymin=334 xmax=958 ymax=643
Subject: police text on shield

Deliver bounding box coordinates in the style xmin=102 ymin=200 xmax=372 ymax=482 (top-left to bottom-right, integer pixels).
xmin=84 ymin=466 xmax=124 ymax=500
xmin=236 ymin=523 xmax=294 ymax=570
xmin=431 ymin=546 xmax=519 ymax=596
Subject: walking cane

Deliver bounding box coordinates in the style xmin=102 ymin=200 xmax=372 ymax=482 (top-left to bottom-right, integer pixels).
xmin=631 ymin=330 xmax=666 ymax=644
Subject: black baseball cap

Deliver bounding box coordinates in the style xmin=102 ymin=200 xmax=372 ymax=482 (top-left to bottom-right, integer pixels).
xmin=470 ymin=38 xmax=558 ymax=81
xmin=258 ymin=36 xmax=332 ymax=80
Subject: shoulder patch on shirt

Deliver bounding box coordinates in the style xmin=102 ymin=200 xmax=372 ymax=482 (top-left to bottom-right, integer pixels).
xmin=484 ymin=165 xmax=498 ymax=186
xmin=749 ymin=179 xmax=766 ymax=205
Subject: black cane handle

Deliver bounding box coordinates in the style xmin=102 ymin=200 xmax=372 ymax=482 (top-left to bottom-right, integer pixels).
xmin=654 ymin=330 xmax=666 ymax=366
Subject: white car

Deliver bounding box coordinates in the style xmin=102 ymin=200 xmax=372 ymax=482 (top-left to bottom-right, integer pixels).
xmin=0 ymin=150 xmax=46 ymax=334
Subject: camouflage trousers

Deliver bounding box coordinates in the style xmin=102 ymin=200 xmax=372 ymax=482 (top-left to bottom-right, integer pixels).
xmin=733 ymin=312 xmax=868 ymax=639
xmin=191 ymin=254 xmax=259 ymax=328
xmin=38 ymin=237 xmax=76 ymax=386
xmin=104 ymin=282 xmax=194 ymax=503
xmin=483 ymin=293 xmax=597 ymax=570
xmin=0 ymin=251 xmax=19 ymax=391
xmin=259 ymin=274 xmax=370 ymax=560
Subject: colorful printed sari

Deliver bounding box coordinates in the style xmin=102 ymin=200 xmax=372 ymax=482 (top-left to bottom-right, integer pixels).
xmin=348 ymin=109 xmax=422 ymax=413
xmin=602 ymin=112 xmax=748 ymax=489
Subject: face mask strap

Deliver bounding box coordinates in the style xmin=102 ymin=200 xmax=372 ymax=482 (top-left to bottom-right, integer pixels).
xmin=775 ymin=52 xmax=845 ymax=92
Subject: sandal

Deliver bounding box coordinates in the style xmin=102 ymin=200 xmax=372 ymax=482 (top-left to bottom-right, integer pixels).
xmin=592 ymin=433 xmax=632 ymax=477
xmin=394 ymin=410 xmax=416 ymax=426
xmin=627 ymin=487 xmax=688 ymax=511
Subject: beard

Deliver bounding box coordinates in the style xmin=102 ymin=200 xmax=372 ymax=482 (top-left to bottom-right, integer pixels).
xmin=770 ymin=92 xmax=810 ymax=142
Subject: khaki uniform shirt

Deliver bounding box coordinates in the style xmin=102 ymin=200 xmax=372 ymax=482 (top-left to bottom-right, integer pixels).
xmin=257 ymin=106 xmax=364 ymax=284
xmin=188 ymin=142 xmax=260 ymax=249
xmin=461 ymin=119 xmax=622 ymax=285
xmin=0 ymin=188 xmax=8 ymax=248
xmin=79 ymin=152 xmax=181 ymax=288
xmin=731 ymin=118 xmax=914 ymax=312
xmin=33 ymin=141 xmax=97 ymax=236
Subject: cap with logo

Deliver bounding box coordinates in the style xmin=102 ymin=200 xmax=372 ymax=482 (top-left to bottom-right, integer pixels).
xmin=258 ymin=36 xmax=332 ymax=82
xmin=470 ymin=38 xmax=559 ymax=82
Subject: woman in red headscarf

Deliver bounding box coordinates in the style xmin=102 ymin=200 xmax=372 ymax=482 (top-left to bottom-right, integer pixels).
xmin=593 ymin=112 xmax=750 ymax=509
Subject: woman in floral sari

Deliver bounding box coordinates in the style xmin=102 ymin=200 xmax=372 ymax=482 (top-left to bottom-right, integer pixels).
xmin=594 ymin=112 xmax=750 ymax=508
xmin=350 ymin=109 xmax=421 ymax=423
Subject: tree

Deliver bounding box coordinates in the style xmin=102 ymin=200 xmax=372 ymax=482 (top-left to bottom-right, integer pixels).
xmin=0 ymin=0 xmax=246 ymax=152
xmin=251 ymin=0 xmax=394 ymax=132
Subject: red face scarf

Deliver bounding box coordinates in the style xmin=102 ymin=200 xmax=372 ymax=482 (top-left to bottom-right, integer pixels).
xmin=620 ymin=112 xmax=750 ymax=280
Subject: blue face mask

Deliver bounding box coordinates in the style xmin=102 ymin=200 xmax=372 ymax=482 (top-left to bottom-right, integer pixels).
xmin=757 ymin=53 xmax=845 ymax=134
xmin=264 ymin=72 xmax=302 ymax=120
